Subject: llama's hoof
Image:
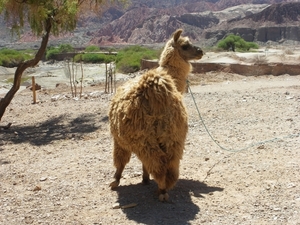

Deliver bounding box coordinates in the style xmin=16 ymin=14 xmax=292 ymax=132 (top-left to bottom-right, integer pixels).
xmin=159 ymin=193 xmax=169 ymax=202
xmin=109 ymin=180 xmax=119 ymax=189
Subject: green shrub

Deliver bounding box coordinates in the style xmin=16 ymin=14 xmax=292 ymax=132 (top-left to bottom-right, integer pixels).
xmin=117 ymin=56 xmax=140 ymax=73
xmin=0 ymin=54 xmax=10 ymax=67
xmin=85 ymin=45 xmax=100 ymax=52
xmin=246 ymin=42 xmax=259 ymax=50
xmin=58 ymin=44 xmax=74 ymax=53
xmin=73 ymin=54 xmax=83 ymax=62
xmin=74 ymin=53 xmax=115 ymax=63
xmin=20 ymin=49 xmax=36 ymax=55
xmin=46 ymin=44 xmax=74 ymax=60
xmin=116 ymin=46 xmax=159 ymax=73
xmin=217 ymin=34 xmax=259 ymax=52
xmin=46 ymin=48 xmax=60 ymax=60
xmin=0 ymin=48 xmax=33 ymax=67
xmin=61 ymin=45 xmax=158 ymax=73
xmin=83 ymin=53 xmax=105 ymax=63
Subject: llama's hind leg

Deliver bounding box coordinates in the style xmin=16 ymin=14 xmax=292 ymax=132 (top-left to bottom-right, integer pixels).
xmin=158 ymin=189 xmax=169 ymax=202
xmin=156 ymin=159 xmax=180 ymax=202
xmin=165 ymin=159 xmax=180 ymax=191
xmin=156 ymin=175 xmax=169 ymax=202
xmin=151 ymin=156 xmax=169 ymax=201
xmin=142 ymin=164 xmax=150 ymax=185
xmin=110 ymin=141 xmax=131 ymax=189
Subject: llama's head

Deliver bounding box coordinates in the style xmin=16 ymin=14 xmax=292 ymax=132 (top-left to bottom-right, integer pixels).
xmin=159 ymin=29 xmax=203 ymax=67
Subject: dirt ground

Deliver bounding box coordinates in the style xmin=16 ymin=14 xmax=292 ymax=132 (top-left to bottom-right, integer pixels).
xmin=0 ymin=69 xmax=299 ymax=225
xmin=1 ymin=45 xmax=300 ymax=225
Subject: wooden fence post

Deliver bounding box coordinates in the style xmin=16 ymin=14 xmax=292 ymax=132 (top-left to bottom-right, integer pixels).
xmin=105 ymin=63 xmax=108 ymax=93
xmin=32 ymin=76 xmax=37 ymax=104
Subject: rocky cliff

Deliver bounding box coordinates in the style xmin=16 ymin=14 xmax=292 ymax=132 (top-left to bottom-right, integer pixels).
xmin=207 ymin=2 xmax=300 ymax=43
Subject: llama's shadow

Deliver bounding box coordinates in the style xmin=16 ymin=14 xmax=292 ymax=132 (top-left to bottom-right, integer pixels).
xmin=113 ymin=179 xmax=223 ymax=225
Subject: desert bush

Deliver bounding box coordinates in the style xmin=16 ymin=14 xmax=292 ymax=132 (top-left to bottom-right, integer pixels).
xmin=0 ymin=48 xmax=32 ymax=67
xmin=217 ymin=34 xmax=259 ymax=52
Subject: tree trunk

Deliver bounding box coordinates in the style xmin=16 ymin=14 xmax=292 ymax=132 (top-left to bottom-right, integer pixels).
xmin=0 ymin=18 xmax=52 ymax=122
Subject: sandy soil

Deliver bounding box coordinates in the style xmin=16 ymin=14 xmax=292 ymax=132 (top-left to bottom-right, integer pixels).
xmin=0 ymin=51 xmax=300 ymax=224
xmin=199 ymin=47 xmax=300 ymax=65
xmin=0 ymin=62 xmax=129 ymax=95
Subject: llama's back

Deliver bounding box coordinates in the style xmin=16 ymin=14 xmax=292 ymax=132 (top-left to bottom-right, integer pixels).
xmin=109 ymin=69 xmax=188 ymax=157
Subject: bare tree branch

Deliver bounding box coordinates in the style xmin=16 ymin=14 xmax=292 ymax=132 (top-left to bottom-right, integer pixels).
xmin=0 ymin=18 xmax=52 ymax=121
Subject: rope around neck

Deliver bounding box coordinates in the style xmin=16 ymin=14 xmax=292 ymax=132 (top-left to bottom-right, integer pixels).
xmin=187 ymin=80 xmax=300 ymax=153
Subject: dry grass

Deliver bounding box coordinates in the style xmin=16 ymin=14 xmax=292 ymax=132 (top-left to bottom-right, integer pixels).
xmin=279 ymin=53 xmax=286 ymax=62
xmin=284 ymin=48 xmax=294 ymax=55
xmin=251 ymin=55 xmax=268 ymax=64
xmin=230 ymin=53 xmax=247 ymax=62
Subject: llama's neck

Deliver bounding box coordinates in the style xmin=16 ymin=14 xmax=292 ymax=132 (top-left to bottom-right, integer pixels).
xmin=159 ymin=60 xmax=191 ymax=94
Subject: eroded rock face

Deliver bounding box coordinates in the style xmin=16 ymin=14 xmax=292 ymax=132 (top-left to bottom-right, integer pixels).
xmin=256 ymin=26 xmax=300 ymax=42
xmin=90 ymin=2 xmax=300 ymax=45
xmin=204 ymin=26 xmax=300 ymax=43
xmin=177 ymin=14 xmax=219 ymax=29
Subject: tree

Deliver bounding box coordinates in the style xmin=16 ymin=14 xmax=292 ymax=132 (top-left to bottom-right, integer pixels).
xmin=217 ymin=34 xmax=259 ymax=52
xmin=0 ymin=0 xmax=127 ymax=122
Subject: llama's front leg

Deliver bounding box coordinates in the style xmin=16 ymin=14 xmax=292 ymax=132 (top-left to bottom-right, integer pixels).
xmin=110 ymin=141 xmax=131 ymax=189
xmin=142 ymin=164 xmax=150 ymax=185
xmin=110 ymin=167 xmax=124 ymax=189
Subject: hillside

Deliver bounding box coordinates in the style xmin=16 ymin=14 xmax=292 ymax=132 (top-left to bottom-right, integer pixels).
xmin=0 ymin=0 xmax=299 ymax=48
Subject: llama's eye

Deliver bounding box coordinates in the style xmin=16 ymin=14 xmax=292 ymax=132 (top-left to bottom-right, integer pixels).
xmin=181 ymin=45 xmax=189 ymax=50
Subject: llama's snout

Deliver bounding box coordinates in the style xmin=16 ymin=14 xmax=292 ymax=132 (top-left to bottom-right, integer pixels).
xmin=196 ymin=47 xmax=203 ymax=55
xmin=194 ymin=46 xmax=204 ymax=59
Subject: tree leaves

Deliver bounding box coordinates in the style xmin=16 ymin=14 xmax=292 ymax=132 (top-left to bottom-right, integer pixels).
xmin=0 ymin=0 xmax=128 ymax=37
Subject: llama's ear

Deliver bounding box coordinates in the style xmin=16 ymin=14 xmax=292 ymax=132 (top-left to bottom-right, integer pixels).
xmin=173 ymin=29 xmax=183 ymax=43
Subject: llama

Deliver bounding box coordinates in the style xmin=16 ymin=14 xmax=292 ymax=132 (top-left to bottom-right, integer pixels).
xmin=109 ymin=29 xmax=203 ymax=201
